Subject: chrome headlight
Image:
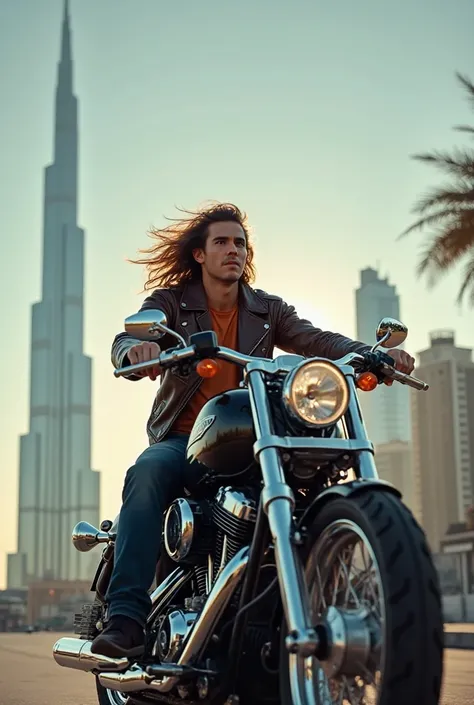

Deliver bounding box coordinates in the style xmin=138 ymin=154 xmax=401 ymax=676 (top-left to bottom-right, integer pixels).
xmin=282 ymin=360 xmax=350 ymax=427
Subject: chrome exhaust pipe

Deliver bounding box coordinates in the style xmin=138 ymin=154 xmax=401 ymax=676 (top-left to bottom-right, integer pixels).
xmin=99 ymin=663 xmax=188 ymax=693
xmin=54 ymin=548 xmax=248 ymax=693
xmin=99 ymin=667 xmax=150 ymax=693
xmin=53 ymin=637 xmax=129 ymax=672
xmin=98 ymin=546 xmax=250 ymax=695
xmin=52 ymin=568 xmax=191 ymax=676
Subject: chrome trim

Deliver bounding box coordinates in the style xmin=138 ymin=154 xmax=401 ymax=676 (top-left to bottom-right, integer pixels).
xmin=155 ymin=323 xmax=187 ymax=348
xmin=123 ymin=309 xmax=188 ymax=349
xmin=206 ymin=554 xmax=214 ymax=594
xmin=147 ymin=567 xmax=193 ymax=624
xmin=253 ymin=435 xmax=374 ymax=457
xmin=124 ymin=309 xmax=168 ymax=340
xmin=163 ymin=499 xmax=195 ymax=562
xmin=72 ymin=522 xmax=112 ymax=552
xmin=114 ymin=344 xmax=366 ymax=382
xmin=218 ymin=534 xmax=229 ymax=576
xmin=98 ymin=663 xmax=189 ymax=693
xmin=344 ymin=378 xmax=378 ymax=480
xmin=53 ymin=637 xmax=129 ymax=672
xmin=333 ymin=352 xmax=366 ymax=368
xmin=155 ymin=609 xmax=199 ymax=662
xmin=373 ymin=316 xmax=407 ymax=350
xmin=215 ymin=487 xmax=257 ymax=522
xmin=149 ymin=545 xmax=249 ymax=692
xmin=247 ymin=370 xmax=319 ymax=657
xmin=99 ymin=667 xmax=152 ymax=693
xmin=282 ymin=360 xmax=350 ymax=429
xmin=97 ymin=546 xmax=250 ymax=695
xmin=261 ymin=482 xmax=294 ymax=513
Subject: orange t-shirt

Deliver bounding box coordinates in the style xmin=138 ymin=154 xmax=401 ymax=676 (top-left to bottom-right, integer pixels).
xmin=171 ymin=306 xmax=240 ymax=435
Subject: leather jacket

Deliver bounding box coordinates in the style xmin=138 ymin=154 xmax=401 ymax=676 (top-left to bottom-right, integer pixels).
xmin=111 ymin=279 xmax=370 ymax=444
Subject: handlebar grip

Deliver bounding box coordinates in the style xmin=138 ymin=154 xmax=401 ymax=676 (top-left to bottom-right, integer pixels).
xmin=383 ymin=365 xmax=429 ymax=391
xmin=114 ymin=355 xmax=163 ymax=378
xmin=113 ymin=346 xmax=196 ymax=378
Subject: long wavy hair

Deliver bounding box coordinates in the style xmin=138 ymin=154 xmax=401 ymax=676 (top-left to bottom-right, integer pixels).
xmin=131 ymin=202 xmax=257 ymax=290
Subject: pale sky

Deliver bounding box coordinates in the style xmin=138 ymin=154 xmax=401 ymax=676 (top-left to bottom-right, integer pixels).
xmin=1 ymin=0 xmax=473 ymax=588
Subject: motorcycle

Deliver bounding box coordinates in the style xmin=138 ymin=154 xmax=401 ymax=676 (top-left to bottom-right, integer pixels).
xmin=53 ymin=312 xmax=444 ymax=705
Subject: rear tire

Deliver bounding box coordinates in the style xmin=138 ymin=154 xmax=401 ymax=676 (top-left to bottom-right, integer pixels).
xmin=280 ymin=490 xmax=444 ymax=705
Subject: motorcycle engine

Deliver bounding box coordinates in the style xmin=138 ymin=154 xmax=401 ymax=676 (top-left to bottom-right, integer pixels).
xmin=162 ymin=486 xmax=257 ymax=595
xmin=212 ymin=486 xmax=257 ymax=571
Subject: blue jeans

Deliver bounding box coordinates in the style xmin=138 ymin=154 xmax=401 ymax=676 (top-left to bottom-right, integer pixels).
xmin=106 ymin=434 xmax=201 ymax=626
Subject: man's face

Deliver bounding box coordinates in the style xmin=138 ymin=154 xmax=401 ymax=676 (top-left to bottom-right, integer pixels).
xmin=193 ymin=221 xmax=248 ymax=283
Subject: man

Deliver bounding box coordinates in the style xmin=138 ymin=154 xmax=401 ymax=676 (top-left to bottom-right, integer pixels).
xmin=91 ymin=203 xmax=414 ymax=658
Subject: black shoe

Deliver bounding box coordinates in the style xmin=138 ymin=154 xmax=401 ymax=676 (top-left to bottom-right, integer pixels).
xmin=90 ymin=615 xmax=145 ymax=659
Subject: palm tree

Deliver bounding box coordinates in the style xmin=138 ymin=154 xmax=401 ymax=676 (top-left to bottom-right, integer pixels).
xmin=400 ymin=73 xmax=474 ymax=305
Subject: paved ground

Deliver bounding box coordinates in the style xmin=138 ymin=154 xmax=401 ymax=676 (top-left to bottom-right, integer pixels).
xmin=0 ymin=632 xmax=473 ymax=705
xmin=444 ymin=623 xmax=474 ymax=632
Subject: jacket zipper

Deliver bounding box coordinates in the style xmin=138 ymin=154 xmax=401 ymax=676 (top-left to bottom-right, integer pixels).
xmin=248 ymin=328 xmax=271 ymax=356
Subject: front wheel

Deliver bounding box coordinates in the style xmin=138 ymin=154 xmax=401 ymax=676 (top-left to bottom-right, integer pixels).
xmin=280 ymin=490 xmax=444 ymax=705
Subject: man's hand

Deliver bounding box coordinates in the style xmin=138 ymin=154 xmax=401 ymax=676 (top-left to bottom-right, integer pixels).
xmin=127 ymin=341 xmax=162 ymax=381
xmin=384 ymin=348 xmax=415 ymax=386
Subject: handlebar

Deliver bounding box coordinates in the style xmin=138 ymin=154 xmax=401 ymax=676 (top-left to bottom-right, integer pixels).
xmin=113 ymin=345 xmax=256 ymax=378
xmin=114 ymin=344 xmax=429 ymax=391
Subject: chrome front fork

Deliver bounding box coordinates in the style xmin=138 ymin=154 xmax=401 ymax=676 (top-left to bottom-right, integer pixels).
xmin=344 ymin=374 xmax=379 ymax=481
xmin=247 ymin=370 xmax=319 ymax=657
xmin=247 ymin=370 xmax=380 ymax=658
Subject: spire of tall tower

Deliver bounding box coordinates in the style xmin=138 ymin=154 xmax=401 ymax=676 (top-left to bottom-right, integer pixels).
xmin=61 ymin=0 xmax=71 ymax=64
xmin=54 ymin=0 xmax=76 ymax=173
xmin=58 ymin=0 xmax=73 ymax=94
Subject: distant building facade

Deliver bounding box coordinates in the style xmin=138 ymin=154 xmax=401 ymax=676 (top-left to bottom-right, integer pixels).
xmin=355 ymin=267 xmax=411 ymax=444
xmin=411 ymin=331 xmax=474 ymax=552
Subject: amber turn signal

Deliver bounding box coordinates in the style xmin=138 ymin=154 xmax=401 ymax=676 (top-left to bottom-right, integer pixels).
xmin=196 ymin=359 xmax=220 ymax=378
xmin=356 ymin=371 xmax=378 ymax=392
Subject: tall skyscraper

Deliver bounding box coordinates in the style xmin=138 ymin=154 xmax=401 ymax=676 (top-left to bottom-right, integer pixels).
xmin=355 ymin=267 xmax=411 ymax=444
xmin=7 ymin=1 xmax=100 ymax=588
xmin=373 ymin=440 xmax=414 ymax=510
xmin=411 ymin=331 xmax=474 ymax=552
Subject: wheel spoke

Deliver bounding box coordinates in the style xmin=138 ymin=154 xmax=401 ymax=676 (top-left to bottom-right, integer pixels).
xmin=304 ymin=520 xmax=385 ymax=705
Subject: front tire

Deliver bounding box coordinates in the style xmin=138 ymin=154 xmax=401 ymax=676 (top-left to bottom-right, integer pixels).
xmin=280 ymin=490 xmax=444 ymax=705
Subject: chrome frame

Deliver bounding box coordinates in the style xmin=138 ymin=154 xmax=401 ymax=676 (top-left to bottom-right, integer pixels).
xmin=163 ymin=499 xmax=196 ymax=562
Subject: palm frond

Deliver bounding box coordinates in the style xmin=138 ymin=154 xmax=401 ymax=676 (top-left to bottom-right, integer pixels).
xmin=401 ymin=72 xmax=474 ymax=306
xmin=411 ymin=182 xmax=474 ymax=214
xmin=412 ymin=149 xmax=474 ymax=179
xmin=399 ymin=209 xmax=459 ymax=238
xmin=456 ymin=250 xmax=474 ymax=304
xmin=416 ymin=217 xmax=474 ymax=282
xmin=454 ymin=124 xmax=474 ymax=138
xmin=456 ymin=72 xmax=474 ymax=110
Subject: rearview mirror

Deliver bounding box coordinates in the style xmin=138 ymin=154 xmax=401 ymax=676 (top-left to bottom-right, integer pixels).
xmin=124 ymin=309 xmax=169 ymax=341
xmin=374 ymin=317 xmax=408 ymax=349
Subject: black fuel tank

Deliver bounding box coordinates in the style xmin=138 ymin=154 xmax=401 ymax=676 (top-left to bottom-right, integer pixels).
xmin=186 ymin=389 xmax=255 ymax=475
